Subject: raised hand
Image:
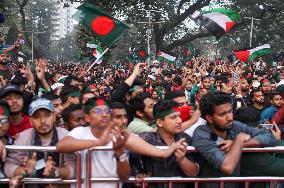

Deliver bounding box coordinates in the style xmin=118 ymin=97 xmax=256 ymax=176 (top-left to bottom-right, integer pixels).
xmin=22 ymin=152 xmax=37 ymax=176
xmin=43 ymin=156 xmax=56 ymax=177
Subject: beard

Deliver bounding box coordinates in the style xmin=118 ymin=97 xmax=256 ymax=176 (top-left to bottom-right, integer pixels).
xmin=214 ymin=122 xmax=233 ymax=131
xmin=241 ymin=87 xmax=249 ymax=92
xmin=10 ymin=110 xmax=22 ymax=116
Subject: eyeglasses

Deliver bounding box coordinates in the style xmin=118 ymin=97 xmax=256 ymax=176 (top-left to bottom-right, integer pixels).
xmin=91 ymin=108 xmax=111 ymax=115
xmin=0 ymin=118 xmax=9 ymax=127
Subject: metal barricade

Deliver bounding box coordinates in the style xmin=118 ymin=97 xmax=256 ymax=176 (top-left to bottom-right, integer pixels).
xmin=87 ymin=146 xmax=284 ymax=188
xmin=0 ymin=145 xmax=81 ymax=188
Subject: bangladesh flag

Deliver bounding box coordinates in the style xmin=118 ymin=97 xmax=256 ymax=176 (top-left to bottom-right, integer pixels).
xmin=157 ymin=50 xmax=177 ymax=64
xmin=73 ymin=3 xmax=129 ymax=46
xmin=92 ymin=44 xmax=103 ymax=64
xmin=191 ymin=8 xmax=239 ymax=39
xmin=182 ymin=46 xmax=194 ymax=64
xmin=134 ymin=49 xmax=149 ymax=61
xmin=235 ymin=44 xmax=272 ymax=64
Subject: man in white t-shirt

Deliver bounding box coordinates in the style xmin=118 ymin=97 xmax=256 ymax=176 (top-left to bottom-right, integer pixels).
xmin=58 ymin=97 xmax=130 ymax=188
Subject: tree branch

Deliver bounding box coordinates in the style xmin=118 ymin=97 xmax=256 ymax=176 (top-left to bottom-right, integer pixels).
xmin=164 ymin=31 xmax=212 ymax=50
xmin=177 ymin=0 xmax=188 ymax=16
xmin=161 ymin=0 xmax=211 ymax=36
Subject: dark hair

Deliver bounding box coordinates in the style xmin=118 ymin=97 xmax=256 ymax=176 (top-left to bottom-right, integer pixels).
xmin=60 ymin=86 xmax=80 ymax=103
xmin=10 ymin=75 xmax=27 ymax=86
xmin=42 ymin=91 xmax=60 ymax=101
xmin=165 ymin=90 xmax=185 ymax=100
xmin=80 ymin=91 xmax=95 ymax=103
xmin=62 ymin=104 xmax=83 ymax=123
xmin=153 ymin=99 xmax=179 ymax=120
xmin=200 ymin=91 xmax=232 ymax=118
xmin=110 ymin=102 xmax=125 ymax=110
xmin=250 ymin=88 xmax=262 ymax=101
xmin=201 ymin=76 xmax=211 ymax=82
xmin=130 ymin=92 xmax=152 ymax=117
xmin=234 ymin=106 xmax=258 ymax=127
xmin=270 ymin=92 xmax=282 ymax=100
xmin=173 ymin=76 xmax=182 ymax=85
xmin=64 ymin=75 xmax=83 ymax=86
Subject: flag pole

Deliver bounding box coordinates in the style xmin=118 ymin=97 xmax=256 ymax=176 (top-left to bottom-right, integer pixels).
xmin=86 ymin=48 xmax=109 ymax=73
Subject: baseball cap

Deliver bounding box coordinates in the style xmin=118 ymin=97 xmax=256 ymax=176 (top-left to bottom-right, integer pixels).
xmin=0 ymin=84 xmax=23 ymax=98
xmin=28 ymin=98 xmax=54 ymax=116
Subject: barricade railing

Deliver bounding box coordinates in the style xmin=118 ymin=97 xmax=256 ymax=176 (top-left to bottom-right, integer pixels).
xmin=87 ymin=146 xmax=284 ymax=188
xmin=0 ymin=145 xmax=81 ymax=188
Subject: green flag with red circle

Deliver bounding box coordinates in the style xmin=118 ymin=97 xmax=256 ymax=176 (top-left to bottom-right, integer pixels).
xmin=73 ymin=3 xmax=129 ymax=46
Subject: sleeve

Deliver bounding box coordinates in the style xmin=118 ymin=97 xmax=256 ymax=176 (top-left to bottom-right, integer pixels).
xmin=110 ymin=82 xmax=131 ymax=103
xmin=234 ymin=121 xmax=278 ymax=147
xmin=259 ymin=109 xmax=268 ymax=124
xmin=67 ymin=127 xmax=84 ymax=139
xmin=127 ymin=123 xmax=154 ymax=134
xmin=4 ymin=134 xmax=28 ymax=178
xmin=272 ymin=106 xmax=284 ymax=125
xmin=192 ymin=127 xmax=225 ymax=169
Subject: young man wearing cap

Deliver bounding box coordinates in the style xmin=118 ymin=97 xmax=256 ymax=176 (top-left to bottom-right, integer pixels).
xmin=4 ymin=98 xmax=75 ymax=181
xmin=0 ymin=84 xmax=32 ymax=138
xmin=130 ymin=99 xmax=199 ymax=188
xmin=42 ymin=91 xmax=64 ymax=127
xmin=56 ymin=97 xmax=185 ymax=187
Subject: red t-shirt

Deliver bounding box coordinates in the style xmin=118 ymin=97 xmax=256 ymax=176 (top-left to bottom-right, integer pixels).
xmin=7 ymin=114 xmax=32 ymax=137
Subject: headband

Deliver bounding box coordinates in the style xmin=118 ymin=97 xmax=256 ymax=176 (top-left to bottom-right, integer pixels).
xmin=85 ymin=99 xmax=108 ymax=114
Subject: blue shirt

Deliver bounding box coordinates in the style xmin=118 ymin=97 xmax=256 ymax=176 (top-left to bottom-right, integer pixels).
xmin=192 ymin=120 xmax=277 ymax=188
xmin=260 ymin=105 xmax=277 ymax=124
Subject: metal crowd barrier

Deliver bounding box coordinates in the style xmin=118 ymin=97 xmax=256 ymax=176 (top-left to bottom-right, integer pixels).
xmin=87 ymin=146 xmax=284 ymax=188
xmin=0 ymin=145 xmax=81 ymax=188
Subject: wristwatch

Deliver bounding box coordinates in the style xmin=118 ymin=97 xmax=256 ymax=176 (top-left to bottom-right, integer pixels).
xmin=115 ymin=153 xmax=128 ymax=162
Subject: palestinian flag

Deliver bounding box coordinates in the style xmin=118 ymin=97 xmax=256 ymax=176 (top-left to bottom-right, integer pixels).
xmin=191 ymin=8 xmax=239 ymax=39
xmin=73 ymin=3 xmax=129 ymax=46
xmin=235 ymin=44 xmax=272 ymax=64
xmin=157 ymin=50 xmax=176 ymax=64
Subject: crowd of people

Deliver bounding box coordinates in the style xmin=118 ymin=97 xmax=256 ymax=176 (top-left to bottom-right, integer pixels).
xmin=1 ymin=31 xmax=284 ymax=188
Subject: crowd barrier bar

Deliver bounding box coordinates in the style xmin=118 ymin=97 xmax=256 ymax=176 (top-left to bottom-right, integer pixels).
xmin=87 ymin=146 xmax=284 ymax=188
xmin=0 ymin=145 xmax=82 ymax=188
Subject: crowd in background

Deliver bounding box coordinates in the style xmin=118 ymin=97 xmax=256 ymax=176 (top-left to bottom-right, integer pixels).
xmin=1 ymin=31 xmax=284 ymax=188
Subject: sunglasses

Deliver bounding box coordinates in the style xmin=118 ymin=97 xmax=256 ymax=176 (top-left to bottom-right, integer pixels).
xmin=91 ymin=108 xmax=111 ymax=115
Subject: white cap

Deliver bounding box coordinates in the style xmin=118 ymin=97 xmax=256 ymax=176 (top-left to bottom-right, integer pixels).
xmin=51 ymin=83 xmax=64 ymax=90
xmin=252 ymin=81 xmax=260 ymax=88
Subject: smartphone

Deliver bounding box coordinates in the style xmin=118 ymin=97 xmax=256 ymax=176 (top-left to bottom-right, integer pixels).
xmin=259 ymin=124 xmax=274 ymax=130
